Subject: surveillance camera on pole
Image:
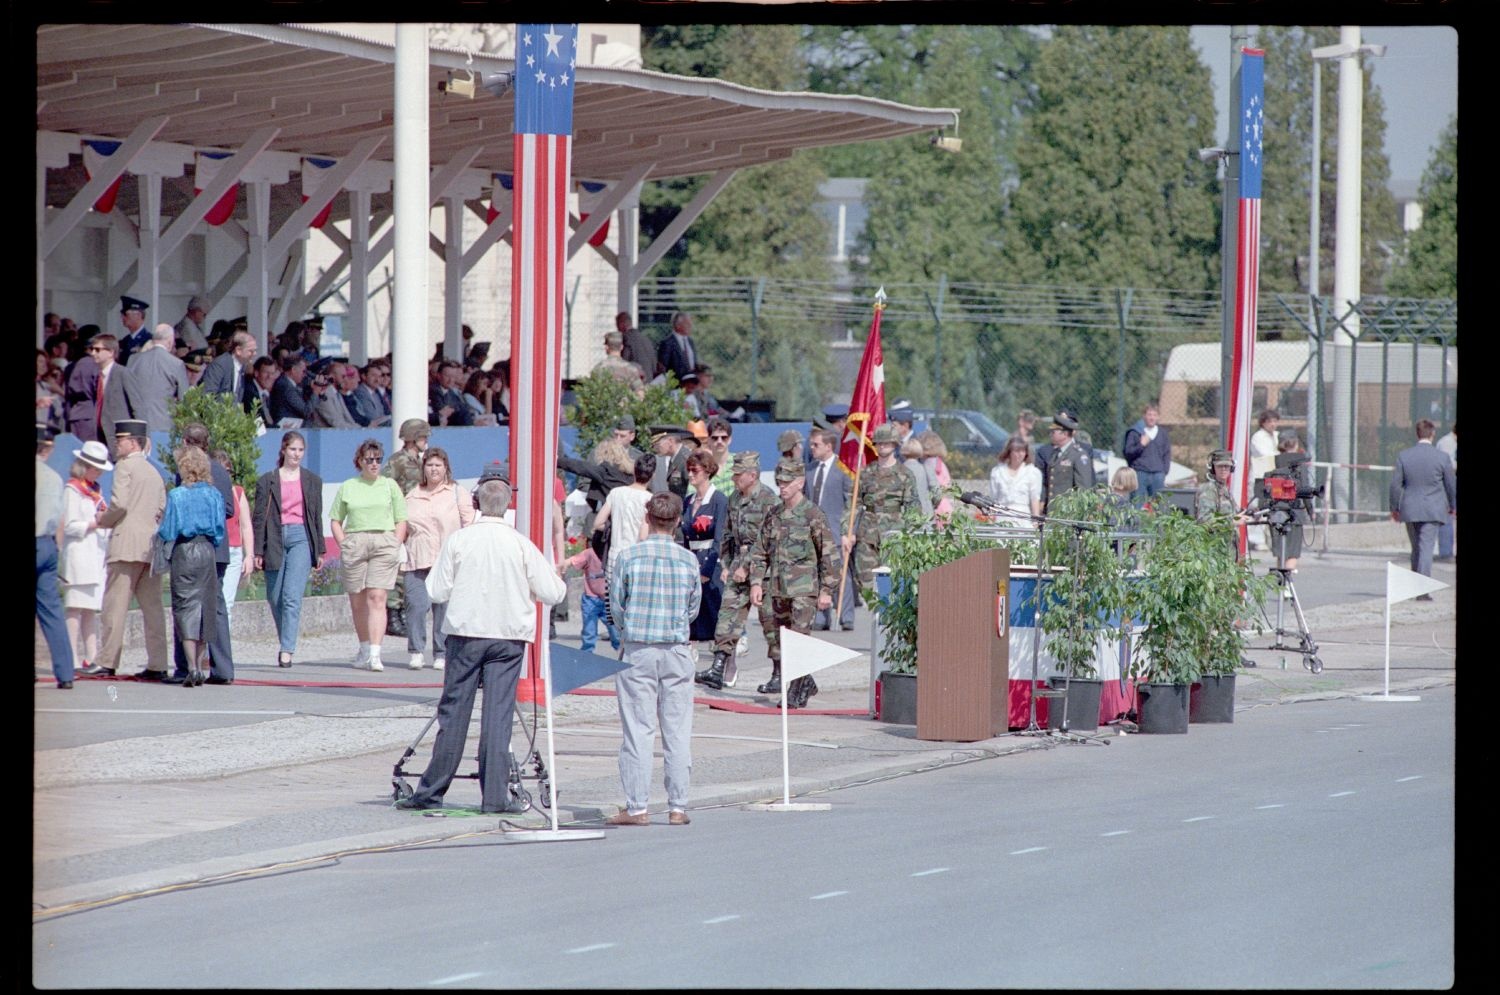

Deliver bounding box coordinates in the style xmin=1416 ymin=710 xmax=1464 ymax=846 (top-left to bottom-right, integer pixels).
xmin=930 ymin=133 xmax=962 ymax=153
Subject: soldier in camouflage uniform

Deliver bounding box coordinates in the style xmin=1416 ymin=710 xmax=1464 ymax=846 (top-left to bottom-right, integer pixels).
xmin=852 ymin=423 xmax=918 ymax=591
xmin=383 ymin=418 xmax=431 ymax=495
xmin=1196 ymin=449 xmax=1246 ymax=557
xmin=749 ymin=458 xmax=841 ymax=708
xmin=381 ymin=418 xmax=431 ymax=616
xmin=697 ymin=451 xmax=779 ymax=690
xmin=595 ymin=331 xmax=646 ymax=394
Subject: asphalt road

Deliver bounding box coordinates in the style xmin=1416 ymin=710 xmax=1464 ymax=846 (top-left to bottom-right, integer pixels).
xmin=33 ymin=686 xmax=1453 ymax=989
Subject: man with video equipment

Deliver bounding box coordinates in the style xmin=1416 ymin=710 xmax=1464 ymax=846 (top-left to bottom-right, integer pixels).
xmin=1196 ymin=449 xmax=1250 ymax=556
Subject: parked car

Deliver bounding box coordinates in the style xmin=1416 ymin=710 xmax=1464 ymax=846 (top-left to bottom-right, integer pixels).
xmin=900 ymin=408 xmax=1010 ymax=460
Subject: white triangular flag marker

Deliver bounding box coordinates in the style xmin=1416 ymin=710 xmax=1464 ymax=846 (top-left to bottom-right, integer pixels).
xmin=1360 ymin=563 xmax=1445 ymax=704
xmin=780 ymin=628 xmax=861 ymax=682
xmin=1386 ymin=562 xmax=1449 ymax=604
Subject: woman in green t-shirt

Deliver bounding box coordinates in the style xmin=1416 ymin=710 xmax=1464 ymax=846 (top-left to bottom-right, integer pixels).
xmin=329 ymin=438 xmax=408 ymax=671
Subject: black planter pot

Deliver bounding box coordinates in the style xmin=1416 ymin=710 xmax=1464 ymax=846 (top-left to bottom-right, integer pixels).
xmin=1047 ymin=677 xmax=1103 ymax=732
xmin=1136 ymin=682 xmax=1191 ymax=734
xmin=876 ymin=671 xmax=917 ymax=725
xmin=1189 ymin=674 xmax=1236 ymax=723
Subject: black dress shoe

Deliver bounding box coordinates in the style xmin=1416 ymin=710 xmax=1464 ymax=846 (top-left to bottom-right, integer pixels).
xmin=395 ymin=796 xmax=440 ymax=810
xmin=76 ymin=664 xmax=113 ymax=677
xmin=206 ymin=676 xmax=234 ymax=685
xmin=57 ymin=681 xmax=74 ymax=690
xmin=136 ymin=670 xmax=168 ymax=682
xmin=163 ymin=673 xmax=188 ymax=685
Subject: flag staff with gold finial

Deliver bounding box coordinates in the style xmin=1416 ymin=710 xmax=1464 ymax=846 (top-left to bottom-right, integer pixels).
xmin=834 ymin=286 xmax=889 ymax=621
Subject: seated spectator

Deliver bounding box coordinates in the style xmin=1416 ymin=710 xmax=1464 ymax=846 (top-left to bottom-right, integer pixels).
xmin=694 ymin=364 xmax=723 ymax=418
xmin=308 ymin=359 xmax=359 ymax=428
xmin=183 ymin=349 xmax=210 ymax=387
xmin=349 ymin=363 xmax=391 ymax=426
xmin=36 ymin=349 xmax=65 ymax=433
xmin=462 ymin=371 xmax=499 ymax=425
xmin=251 ymin=356 xmax=279 ymax=426
xmin=269 ymin=355 xmax=314 ymax=426
xmin=428 ymin=359 xmax=473 ymax=427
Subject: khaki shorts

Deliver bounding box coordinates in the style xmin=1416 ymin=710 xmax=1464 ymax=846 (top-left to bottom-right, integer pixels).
xmin=341 ymin=531 xmax=401 ymax=592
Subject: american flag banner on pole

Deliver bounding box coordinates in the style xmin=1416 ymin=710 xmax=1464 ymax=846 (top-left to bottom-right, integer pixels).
xmin=837 ymin=288 xmax=888 ymax=475
xmin=81 ymin=140 xmax=124 ymax=214
xmin=509 ymin=23 xmax=577 ymax=702
xmin=1228 ymin=48 xmax=1264 ymax=554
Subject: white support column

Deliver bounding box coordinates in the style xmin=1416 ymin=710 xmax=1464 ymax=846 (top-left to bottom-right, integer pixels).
xmin=392 ymin=23 xmax=430 ymax=440
xmin=443 ymin=195 xmax=465 ymax=361
xmin=349 ymin=188 xmax=372 ymax=365
xmin=135 ymin=173 xmax=162 ymax=319
xmin=41 ymin=116 xmax=167 ymax=259
xmin=616 ymin=198 xmax=639 ymax=322
xmin=268 ymin=237 xmax=306 ymax=335
xmin=1330 ymin=25 xmax=1365 ymax=518
xmin=246 ymin=181 xmax=272 ymax=354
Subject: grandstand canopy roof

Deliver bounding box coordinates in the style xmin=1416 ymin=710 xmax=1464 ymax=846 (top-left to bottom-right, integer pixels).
xmin=37 ymin=21 xmax=960 ymax=200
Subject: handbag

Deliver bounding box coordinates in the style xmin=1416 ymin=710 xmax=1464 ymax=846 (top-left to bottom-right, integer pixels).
xmin=150 ymin=533 xmax=175 ymax=576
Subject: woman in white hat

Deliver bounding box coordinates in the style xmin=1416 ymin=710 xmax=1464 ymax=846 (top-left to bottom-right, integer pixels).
xmin=60 ymin=441 xmax=113 ymax=671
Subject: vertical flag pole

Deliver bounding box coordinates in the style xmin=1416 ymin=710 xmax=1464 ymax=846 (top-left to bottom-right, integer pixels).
xmin=1228 ymin=49 xmax=1265 ymax=557
xmin=781 ymin=668 xmax=792 ymax=806
xmin=833 ymin=288 xmax=889 ymax=621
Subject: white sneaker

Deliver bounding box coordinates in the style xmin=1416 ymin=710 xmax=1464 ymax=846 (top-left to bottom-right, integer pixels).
xmin=368 ymin=656 xmax=384 ymax=672
xmin=722 ymin=657 xmax=738 ymax=687
xmin=736 ymin=634 xmax=749 ymax=656
xmin=431 ymin=656 xmax=445 ymax=671
xmin=350 ymin=645 xmax=369 ymax=665
xmin=408 ymin=652 xmax=426 ymax=670
xmin=354 ymin=655 xmax=385 ymax=672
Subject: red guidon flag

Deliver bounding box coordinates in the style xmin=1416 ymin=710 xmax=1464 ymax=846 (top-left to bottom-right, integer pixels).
xmin=838 ymin=288 xmax=888 ymax=475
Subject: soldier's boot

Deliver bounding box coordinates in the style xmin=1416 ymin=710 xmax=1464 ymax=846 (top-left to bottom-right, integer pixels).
xmin=695 ymin=651 xmax=728 ymax=690
xmin=757 ymin=665 xmax=781 ymax=696
xmin=787 ymin=675 xmax=819 ymax=709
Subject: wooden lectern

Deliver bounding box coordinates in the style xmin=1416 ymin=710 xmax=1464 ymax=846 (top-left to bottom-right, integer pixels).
xmin=915 ymin=548 xmax=1011 ymax=741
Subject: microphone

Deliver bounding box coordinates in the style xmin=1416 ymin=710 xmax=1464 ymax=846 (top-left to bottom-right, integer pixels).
xmin=959 ymin=491 xmax=999 ymax=510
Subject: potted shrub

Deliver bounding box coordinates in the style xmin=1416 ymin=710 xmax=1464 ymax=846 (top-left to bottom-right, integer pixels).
xmin=1127 ymin=505 xmax=1216 ymax=733
xmin=866 ymin=508 xmax=990 ymax=724
xmin=1190 ymin=527 xmax=1270 ymax=723
xmin=1037 ymin=490 xmax=1130 ymax=733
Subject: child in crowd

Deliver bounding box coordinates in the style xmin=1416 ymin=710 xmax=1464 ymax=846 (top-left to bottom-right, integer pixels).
xmin=560 ymin=545 xmax=620 ymax=655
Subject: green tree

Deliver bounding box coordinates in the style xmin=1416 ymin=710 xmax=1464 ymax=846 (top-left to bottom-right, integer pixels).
xmin=1256 ymin=26 xmax=1403 ymax=297
xmin=1386 ymin=114 xmax=1456 ymax=299
xmin=638 ymin=25 xmax=834 ymax=399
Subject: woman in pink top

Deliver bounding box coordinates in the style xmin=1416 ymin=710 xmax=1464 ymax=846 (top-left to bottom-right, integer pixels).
xmin=251 ymin=431 xmax=325 ymax=667
xmin=400 ymin=447 xmax=474 ymax=669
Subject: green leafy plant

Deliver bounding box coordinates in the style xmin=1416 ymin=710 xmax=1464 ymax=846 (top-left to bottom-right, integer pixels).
xmin=163 ymin=386 xmax=265 ymax=498
xmin=868 ymin=509 xmax=992 ymax=674
xmin=1128 ymin=505 xmax=1269 ymax=685
xmin=1037 ymin=489 xmax=1131 ymax=680
xmin=565 ymin=370 xmax=691 ymax=455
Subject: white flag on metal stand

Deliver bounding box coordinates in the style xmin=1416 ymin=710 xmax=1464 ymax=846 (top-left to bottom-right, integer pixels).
xmin=1361 ymin=563 xmax=1448 ymax=704
xmin=746 ymin=629 xmax=860 ymax=813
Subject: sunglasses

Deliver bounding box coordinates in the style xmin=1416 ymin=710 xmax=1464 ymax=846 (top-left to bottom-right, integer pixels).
xmin=362 ymin=455 xmax=382 ymax=464
xmin=709 ymin=434 xmax=731 ymax=441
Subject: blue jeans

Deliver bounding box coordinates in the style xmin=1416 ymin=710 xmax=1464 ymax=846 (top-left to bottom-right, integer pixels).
xmin=580 ymin=593 xmax=620 ymax=654
xmin=404 ymin=567 xmax=448 ymax=657
xmin=1132 ymin=469 xmax=1165 ymax=502
xmin=36 ymin=536 xmax=74 ymax=683
xmin=266 ymin=525 xmax=312 ymax=654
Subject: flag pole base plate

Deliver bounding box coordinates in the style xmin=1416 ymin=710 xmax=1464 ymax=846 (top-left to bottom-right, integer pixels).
xmin=743 ymin=801 xmax=832 ymax=812
xmin=1357 ymin=694 xmax=1422 ymax=703
xmin=501 ymin=829 xmax=606 ymax=843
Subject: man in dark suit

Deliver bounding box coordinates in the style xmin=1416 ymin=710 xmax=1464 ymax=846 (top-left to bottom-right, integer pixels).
xmin=269 ymin=355 xmax=314 ymax=425
xmin=63 ymin=352 xmax=101 ymax=444
xmin=616 ymin=311 xmax=659 ymax=381
xmin=805 ymin=427 xmax=857 ymax=630
xmin=88 ymin=333 xmax=139 ymax=460
xmin=199 ymin=331 xmax=260 ymax=414
xmin=1390 ymin=418 xmax=1457 ymax=584
xmin=251 ymin=357 xmax=279 ymax=426
xmin=656 ymin=311 xmax=698 ymax=387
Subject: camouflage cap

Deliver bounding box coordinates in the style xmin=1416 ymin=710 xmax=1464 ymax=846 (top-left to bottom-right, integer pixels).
xmin=774 ymin=457 xmax=804 ymax=484
xmin=777 ymin=429 xmax=802 ymax=453
xmin=732 ymin=451 xmax=761 ymax=474
xmin=871 ymin=423 xmax=899 ymax=445
xmin=399 ymin=417 xmax=432 ymax=441
xmin=1208 ymin=449 xmax=1235 ymax=469
xmin=603 ymin=330 xmax=623 ymax=347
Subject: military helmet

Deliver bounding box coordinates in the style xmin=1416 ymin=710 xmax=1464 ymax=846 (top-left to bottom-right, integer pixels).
xmin=871 ymin=423 xmax=899 ymax=445
xmin=1208 ymin=449 xmax=1235 ymax=471
xmin=399 ymin=417 xmax=431 ymax=442
xmin=774 ymin=457 xmax=804 ymax=484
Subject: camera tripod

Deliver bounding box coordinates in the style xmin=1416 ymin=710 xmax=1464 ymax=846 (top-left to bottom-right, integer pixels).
xmin=1247 ymin=525 xmax=1323 ymax=675
xmin=390 ymin=699 xmax=553 ymax=812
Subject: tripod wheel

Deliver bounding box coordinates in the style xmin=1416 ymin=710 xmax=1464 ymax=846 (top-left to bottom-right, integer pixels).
xmin=1305 ymin=656 xmax=1323 ymax=675
xmin=392 ymin=779 xmax=414 ymax=803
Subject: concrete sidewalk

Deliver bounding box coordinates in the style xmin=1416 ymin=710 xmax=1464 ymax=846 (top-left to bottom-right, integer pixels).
xmin=32 ymin=562 xmax=1455 ymax=916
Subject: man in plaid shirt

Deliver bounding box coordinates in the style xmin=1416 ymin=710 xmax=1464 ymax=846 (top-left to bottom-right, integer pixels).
xmin=605 ymin=492 xmax=701 ymax=826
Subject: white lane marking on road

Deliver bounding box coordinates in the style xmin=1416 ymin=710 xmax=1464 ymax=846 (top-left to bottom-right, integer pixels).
xmin=1183 ymin=816 xmax=1215 ymax=822
xmin=703 ymin=915 xmax=741 ymax=924
xmin=1255 ymin=804 xmax=1285 ymax=810
xmin=810 ymin=891 xmax=849 ymax=900
xmin=35 ymin=708 xmax=298 ymax=715
xmin=1396 ymin=776 xmax=1423 ymax=783
xmin=566 ymin=943 xmax=617 ymax=954
xmin=1100 ymin=830 xmax=1132 ymax=837
xmin=911 ymin=868 xmax=950 ymax=877
xmin=1329 ymin=791 xmax=1356 ymax=798
xmin=1010 ymin=847 xmax=1048 ymax=855
xmin=429 ymin=972 xmax=483 ymax=985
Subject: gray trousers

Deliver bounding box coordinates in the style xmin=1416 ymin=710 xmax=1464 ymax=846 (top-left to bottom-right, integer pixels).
xmin=411 ymin=635 xmax=525 ymax=812
xmin=403 ymin=567 xmax=447 ymax=657
xmin=616 ymin=641 xmax=696 ymax=812
xmin=815 ymin=548 xmax=857 ymax=629
xmin=1406 ymin=521 xmax=1439 ymax=577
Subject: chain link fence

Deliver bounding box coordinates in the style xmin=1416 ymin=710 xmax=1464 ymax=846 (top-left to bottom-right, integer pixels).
xmin=635 ymin=276 xmax=1457 ymax=511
